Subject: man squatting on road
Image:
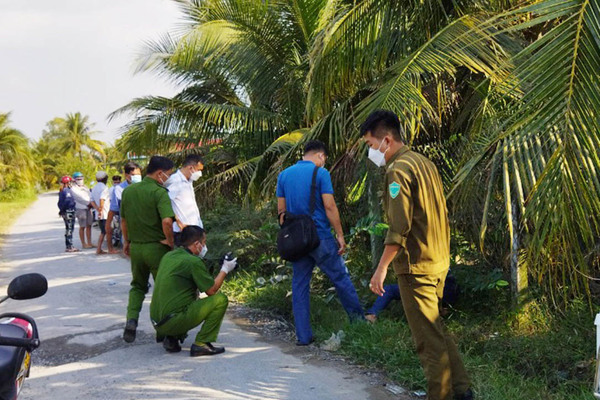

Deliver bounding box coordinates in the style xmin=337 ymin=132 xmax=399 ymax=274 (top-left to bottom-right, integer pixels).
xmin=150 ymin=225 xmax=237 ymax=356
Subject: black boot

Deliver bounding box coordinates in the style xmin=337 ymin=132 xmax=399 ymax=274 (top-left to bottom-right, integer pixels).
xmin=163 ymin=336 xmax=182 ymax=353
xmin=455 ymin=389 xmax=474 ymax=400
xmin=123 ymin=319 xmax=138 ymax=343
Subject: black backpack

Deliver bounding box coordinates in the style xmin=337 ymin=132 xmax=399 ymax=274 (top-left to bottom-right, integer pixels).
xmin=277 ymin=166 xmax=321 ymax=261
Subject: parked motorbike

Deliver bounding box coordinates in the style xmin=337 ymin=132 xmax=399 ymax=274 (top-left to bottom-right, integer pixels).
xmin=0 ymin=273 xmax=47 ymax=400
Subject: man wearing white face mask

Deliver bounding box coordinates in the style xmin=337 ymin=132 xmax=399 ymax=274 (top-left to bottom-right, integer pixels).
xmin=70 ymin=171 xmax=94 ymax=249
xmin=120 ymin=156 xmax=176 ymax=343
xmin=361 ymin=110 xmax=472 ymax=400
xmin=165 ymin=154 xmax=205 ymax=247
xmin=150 ymin=225 xmax=236 ymax=356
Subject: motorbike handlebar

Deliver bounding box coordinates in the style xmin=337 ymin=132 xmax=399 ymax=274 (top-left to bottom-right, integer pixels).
xmin=0 ymin=336 xmax=40 ymax=350
xmin=0 ymin=312 xmax=40 ymax=352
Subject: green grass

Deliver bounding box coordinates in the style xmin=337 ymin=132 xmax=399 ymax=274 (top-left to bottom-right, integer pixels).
xmin=0 ymin=189 xmax=37 ymax=236
xmin=223 ymin=268 xmax=596 ymax=400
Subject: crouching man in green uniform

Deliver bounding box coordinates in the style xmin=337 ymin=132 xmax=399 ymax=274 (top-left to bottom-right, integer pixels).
xmin=150 ymin=225 xmax=238 ymax=356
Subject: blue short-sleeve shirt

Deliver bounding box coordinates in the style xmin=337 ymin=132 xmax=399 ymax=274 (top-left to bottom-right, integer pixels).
xmin=276 ymin=160 xmax=335 ymax=239
xmin=109 ymin=181 xmax=129 ymax=213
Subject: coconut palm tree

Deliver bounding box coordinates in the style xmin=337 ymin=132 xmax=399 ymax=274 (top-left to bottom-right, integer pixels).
xmin=115 ymin=0 xmax=600 ymax=304
xmin=0 ymin=113 xmax=36 ymax=192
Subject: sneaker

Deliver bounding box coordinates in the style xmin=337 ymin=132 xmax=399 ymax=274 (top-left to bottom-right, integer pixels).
xmin=295 ymin=337 xmax=315 ymax=346
xmin=163 ymin=336 xmax=182 ymax=353
xmin=190 ymin=342 xmax=225 ymax=357
xmin=123 ymin=319 xmax=138 ymax=343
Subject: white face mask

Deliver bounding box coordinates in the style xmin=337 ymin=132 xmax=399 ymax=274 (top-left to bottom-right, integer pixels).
xmin=368 ymin=139 xmax=388 ymax=167
xmin=75 ymin=179 xmax=84 ymax=186
xmin=130 ymin=174 xmax=142 ymax=184
xmin=200 ymin=244 xmax=208 ymax=259
xmin=190 ymin=170 xmax=203 ymax=181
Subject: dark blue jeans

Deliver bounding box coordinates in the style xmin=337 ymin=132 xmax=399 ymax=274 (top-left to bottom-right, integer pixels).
xmin=366 ymin=284 xmax=401 ymax=316
xmin=365 ymin=271 xmax=459 ymax=316
xmin=62 ymin=208 xmax=76 ymax=249
xmin=292 ymin=237 xmax=364 ymax=344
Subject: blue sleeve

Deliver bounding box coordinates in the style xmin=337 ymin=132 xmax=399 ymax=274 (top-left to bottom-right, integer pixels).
xmin=318 ymin=169 xmax=334 ymax=195
xmin=276 ymin=172 xmax=285 ymax=197
xmin=58 ymin=191 xmax=66 ymax=212
xmin=109 ymin=187 xmax=119 ymax=212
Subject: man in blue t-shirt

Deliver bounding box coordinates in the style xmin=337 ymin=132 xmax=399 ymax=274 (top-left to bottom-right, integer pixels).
xmin=276 ymin=140 xmax=364 ymax=345
xmin=106 ymin=161 xmax=141 ymax=254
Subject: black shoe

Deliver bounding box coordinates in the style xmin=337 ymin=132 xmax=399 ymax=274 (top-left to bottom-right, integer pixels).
xmin=296 ymin=337 xmax=315 ymax=346
xmin=163 ymin=336 xmax=182 ymax=353
xmin=455 ymin=389 xmax=474 ymax=400
xmin=190 ymin=343 xmax=225 ymax=357
xmin=123 ymin=319 xmax=138 ymax=343
xmin=156 ymin=335 xmax=165 ymax=343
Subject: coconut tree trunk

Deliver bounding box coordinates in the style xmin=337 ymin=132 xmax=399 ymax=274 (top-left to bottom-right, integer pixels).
xmin=368 ymin=169 xmax=384 ymax=270
xmin=510 ymin=199 xmax=528 ymax=306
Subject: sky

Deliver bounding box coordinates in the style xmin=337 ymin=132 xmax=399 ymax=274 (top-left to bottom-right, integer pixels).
xmin=0 ymin=0 xmax=182 ymax=144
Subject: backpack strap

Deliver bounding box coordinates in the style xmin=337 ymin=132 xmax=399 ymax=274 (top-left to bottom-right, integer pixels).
xmin=309 ymin=166 xmax=319 ymax=215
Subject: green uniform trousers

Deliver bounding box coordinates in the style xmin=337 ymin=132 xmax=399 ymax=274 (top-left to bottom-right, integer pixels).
xmin=127 ymin=242 xmax=171 ymax=321
xmin=398 ymin=270 xmax=470 ymax=400
xmin=156 ymin=292 xmax=228 ymax=344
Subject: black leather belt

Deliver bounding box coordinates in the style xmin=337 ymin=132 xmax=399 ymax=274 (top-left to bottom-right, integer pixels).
xmin=152 ymin=313 xmax=174 ymax=328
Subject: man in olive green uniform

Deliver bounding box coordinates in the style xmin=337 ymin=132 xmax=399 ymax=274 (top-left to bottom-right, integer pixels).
xmin=120 ymin=155 xmax=176 ymax=343
xmin=150 ymin=225 xmax=237 ymax=356
xmin=361 ymin=110 xmax=473 ymax=400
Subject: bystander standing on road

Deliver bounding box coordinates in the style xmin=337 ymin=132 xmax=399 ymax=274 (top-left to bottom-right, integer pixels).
xmin=57 ymin=175 xmax=79 ymax=253
xmin=70 ymin=171 xmax=94 ymax=249
xmin=276 ymin=140 xmax=364 ymax=346
xmin=106 ymin=162 xmax=141 ymax=254
xmin=108 ymin=175 xmax=122 ymax=248
xmin=91 ymin=171 xmax=111 ymax=255
xmin=361 ymin=110 xmax=472 ymax=400
xmin=165 ymin=154 xmax=204 ymax=247
xmin=120 ymin=156 xmax=175 ymax=343
xmin=150 ymin=225 xmax=236 ymax=356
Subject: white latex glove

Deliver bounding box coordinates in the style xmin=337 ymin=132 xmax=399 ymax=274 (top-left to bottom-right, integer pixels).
xmin=220 ymin=257 xmax=238 ymax=274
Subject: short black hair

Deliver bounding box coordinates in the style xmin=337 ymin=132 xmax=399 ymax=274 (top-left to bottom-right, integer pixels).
xmin=146 ymin=156 xmax=174 ymax=174
xmin=124 ymin=161 xmax=141 ymax=175
xmin=180 ymin=225 xmax=206 ymax=247
xmin=304 ymin=140 xmax=328 ymax=156
xmin=112 ymin=175 xmax=122 ymax=182
xmin=98 ymin=176 xmax=108 ymax=184
xmin=182 ymin=154 xmax=204 ymax=168
xmin=359 ymin=110 xmax=405 ymax=142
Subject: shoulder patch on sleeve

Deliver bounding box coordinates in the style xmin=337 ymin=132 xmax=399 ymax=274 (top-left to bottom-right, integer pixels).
xmin=389 ymin=181 xmax=401 ymax=199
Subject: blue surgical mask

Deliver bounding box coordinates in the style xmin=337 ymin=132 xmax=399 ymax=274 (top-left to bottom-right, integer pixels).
xmin=130 ymin=174 xmax=142 ymax=184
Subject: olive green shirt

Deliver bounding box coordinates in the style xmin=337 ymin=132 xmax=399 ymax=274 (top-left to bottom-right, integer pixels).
xmin=383 ymin=146 xmax=450 ymax=275
xmin=120 ymin=176 xmax=175 ymax=244
xmin=150 ymin=248 xmax=215 ymax=322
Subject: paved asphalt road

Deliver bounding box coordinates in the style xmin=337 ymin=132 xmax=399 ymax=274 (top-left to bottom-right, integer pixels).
xmin=0 ymin=193 xmax=408 ymax=400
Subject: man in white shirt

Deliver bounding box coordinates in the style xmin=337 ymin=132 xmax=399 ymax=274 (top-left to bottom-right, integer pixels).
xmin=91 ymin=171 xmax=111 ymax=254
xmin=165 ymin=154 xmax=204 ymax=247
xmin=70 ymin=171 xmax=94 ymax=249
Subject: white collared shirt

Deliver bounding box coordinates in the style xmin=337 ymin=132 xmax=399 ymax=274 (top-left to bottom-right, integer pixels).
xmin=90 ymin=182 xmax=110 ymax=219
xmin=165 ymin=169 xmax=202 ymax=232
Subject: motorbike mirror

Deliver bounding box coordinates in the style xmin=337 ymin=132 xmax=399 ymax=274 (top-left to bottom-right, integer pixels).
xmin=7 ymin=273 xmax=48 ymax=300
